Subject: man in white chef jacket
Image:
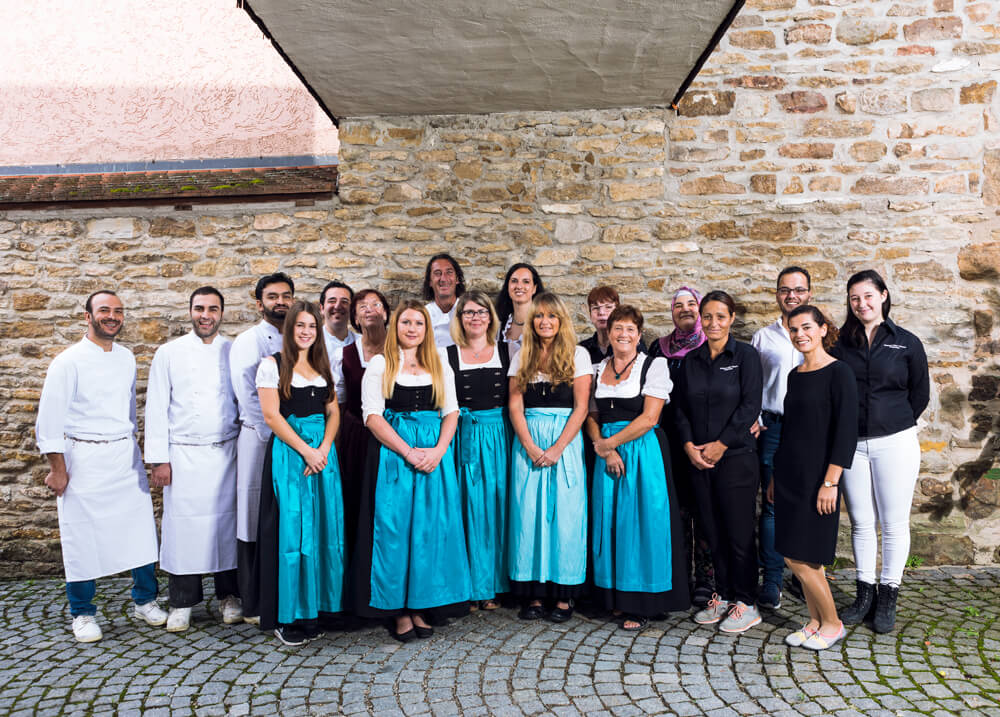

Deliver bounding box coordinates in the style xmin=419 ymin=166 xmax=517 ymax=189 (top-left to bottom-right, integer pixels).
xmin=36 ymin=290 xmax=166 ymax=643
xmin=422 ymin=253 xmax=465 ymax=348
xmin=229 ymin=272 xmax=293 ymax=623
xmin=145 ymin=287 xmax=242 ymax=632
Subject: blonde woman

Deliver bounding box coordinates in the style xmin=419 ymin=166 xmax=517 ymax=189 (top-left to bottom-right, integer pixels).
xmin=446 ymin=291 xmax=512 ymax=610
xmin=352 ymin=299 xmax=471 ymax=642
xmin=507 ymin=292 xmax=592 ymax=623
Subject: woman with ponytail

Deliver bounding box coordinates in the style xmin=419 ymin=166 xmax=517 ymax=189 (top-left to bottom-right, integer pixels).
xmin=352 ymin=299 xmax=470 ymax=642
xmin=769 ymin=305 xmax=857 ymax=650
xmin=255 ymin=300 xmax=344 ymax=646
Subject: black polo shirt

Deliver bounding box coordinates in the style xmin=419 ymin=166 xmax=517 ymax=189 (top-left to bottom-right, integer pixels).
xmin=673 ymin=336 xmax=763 ymax=456
xmin=831 ymin=318 xmax=929 ymax=439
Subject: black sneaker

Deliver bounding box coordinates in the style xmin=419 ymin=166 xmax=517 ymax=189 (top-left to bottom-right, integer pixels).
xmin=274 ymin=625 xmax=308 ymax=646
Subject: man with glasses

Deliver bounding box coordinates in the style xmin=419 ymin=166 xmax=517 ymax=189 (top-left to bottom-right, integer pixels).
xmin=579 ymin=286 xmax=647 ymax=368
xmin=751 ymin=266 xmax=813 ymax=610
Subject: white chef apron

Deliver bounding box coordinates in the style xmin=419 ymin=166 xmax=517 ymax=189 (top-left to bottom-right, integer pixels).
xmin=58 ymin=437 xmax=159 ymax=582
xmin=159 ymin=439 xmax=238 ymax=575
xmin=236 ymin=425 xmax=268 ymax=542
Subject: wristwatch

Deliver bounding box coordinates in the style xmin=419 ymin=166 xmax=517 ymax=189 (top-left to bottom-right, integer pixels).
xmin=823 ymin=480 xmax=839 ymax=488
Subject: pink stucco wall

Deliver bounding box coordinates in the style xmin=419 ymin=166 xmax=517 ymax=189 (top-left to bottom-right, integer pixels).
xmin=0 ymin=0 xmax=339 ymax=166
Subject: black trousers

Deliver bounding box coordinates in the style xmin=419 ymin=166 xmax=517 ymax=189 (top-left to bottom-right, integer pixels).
xmin=168 ymin=570 xmax=239 ymax=608
xmin=691 ymin=451 xmax=759 ymax=605
xmin=237 ymin=539 xmax=259 ymax=617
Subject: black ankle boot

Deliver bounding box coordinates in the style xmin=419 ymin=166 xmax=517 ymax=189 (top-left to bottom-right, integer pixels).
xmin=840 ymin=580 xmax=877 ymax=625
xmin=873 ymin=584 xmax=899 ymax=633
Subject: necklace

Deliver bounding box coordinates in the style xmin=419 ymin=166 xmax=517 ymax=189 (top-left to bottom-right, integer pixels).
xmin=468 ymin=343 xmax=489 ymax=360
xmin=512 ymin=320 xmax=524 ymax=326
xmin=612 ymin=353 xmax=638 ymax=380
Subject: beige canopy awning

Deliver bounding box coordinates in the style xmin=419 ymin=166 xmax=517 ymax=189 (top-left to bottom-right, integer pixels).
xmin=243 ymin=0 xmax=744 ymax=120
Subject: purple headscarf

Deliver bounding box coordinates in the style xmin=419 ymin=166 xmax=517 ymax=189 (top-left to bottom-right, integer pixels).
xmin=658 ymin=286 xmax=706 ymax=359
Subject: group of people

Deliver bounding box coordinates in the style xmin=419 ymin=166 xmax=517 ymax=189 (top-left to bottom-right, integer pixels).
xmin=36 ymin=252 xmax=928 ymax=653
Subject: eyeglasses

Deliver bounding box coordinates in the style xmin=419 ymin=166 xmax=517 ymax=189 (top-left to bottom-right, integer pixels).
xmin=356 ymin=302 xmax=384 ymax=313
xmin=461 ymin=309 xmax=490 ymax=318
xmin=777 ymin=287 xmax=809 ymax=297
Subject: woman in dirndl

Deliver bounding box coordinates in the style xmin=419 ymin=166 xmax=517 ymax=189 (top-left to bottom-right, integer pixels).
xmin=507 ymin=292 xmax=592 ymax=623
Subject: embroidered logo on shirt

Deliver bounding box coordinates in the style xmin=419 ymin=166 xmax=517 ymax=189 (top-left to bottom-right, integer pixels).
xmin=720 ymin=365 xmax=738 ymax=372
xmin=884 ymin=344 xmax=907 ymax=350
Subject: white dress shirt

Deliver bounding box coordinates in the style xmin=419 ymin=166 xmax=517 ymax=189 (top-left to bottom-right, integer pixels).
xmin=361 ymin=348 xmax=459 ymax=422
xmin=426 ymin=301 xmax=456 ymax=348
xmin=751 ymin=318 xmax=804 ymax=415
xmin=229 ymin=320 xmax=283 ymax=440
xmin=36 ymin=337 xmax=137 ymax=453
xmin=144 ymin=331 xmax=240 ymax=464
xmin=323 ymin=326 xmax=355 ymax=404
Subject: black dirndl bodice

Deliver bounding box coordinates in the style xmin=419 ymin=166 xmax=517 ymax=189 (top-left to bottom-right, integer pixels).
xmin=385 ymin=382 xmax=437 ymax=412
xmin=272 ymin=353 xmax=329 ymax=417
xmin=594 ymin=356 xmax=653 ymax=423
xmin=446 ymin=343 xmax=510 ymax=411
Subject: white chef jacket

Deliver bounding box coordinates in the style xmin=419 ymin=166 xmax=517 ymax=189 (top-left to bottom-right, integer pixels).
xmin=36 ymin=336 xmax=137 ymax=451
xmin=144 ymin=331 xmax=240 ymax=463
xmin=229 ymin=320 xmax=282 ymax=441
xmin=751 ymin=318 xmax=804 ymax=416
xmin=425 ymin=301 xmax=456 ymax=348
xmin=35 ymin=336 xmax=159 ymax=582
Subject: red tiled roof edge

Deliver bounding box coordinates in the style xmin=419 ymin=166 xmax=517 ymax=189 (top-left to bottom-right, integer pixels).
xmin=0 ymin=166 xmax=338 ymax=206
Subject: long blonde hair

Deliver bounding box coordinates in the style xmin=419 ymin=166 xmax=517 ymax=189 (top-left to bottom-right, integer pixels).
xmin=382 ymin=299 xmax=446 ymax=407
xmin=514 ymin=292 xmax=578 ymax=391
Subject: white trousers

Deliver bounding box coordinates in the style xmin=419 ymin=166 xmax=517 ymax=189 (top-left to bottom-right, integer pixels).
xmin=841 ymin=426 xmax=920 ymax=587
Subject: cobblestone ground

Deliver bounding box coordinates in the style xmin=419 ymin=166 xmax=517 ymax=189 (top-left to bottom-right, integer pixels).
xmin=1 ymin=568 xmax=998 ymax=716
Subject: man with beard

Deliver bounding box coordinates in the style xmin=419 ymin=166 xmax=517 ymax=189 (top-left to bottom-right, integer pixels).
xmin=145 ymin=287 xmax=241 ymax=632
xmin=229 ymin=272 xmax=294 ymax=623
xmin=422 ymin=253 xmax=465 ymax=347
xmin=751 ymin=266 xmax=813 ymax=610
xmin=36 ymin=290 xmax=165 ymax=642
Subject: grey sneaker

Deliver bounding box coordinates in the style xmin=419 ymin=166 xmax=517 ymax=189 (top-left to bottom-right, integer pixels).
xmin=693 ymin=594 xmax=729 ymax=625
xmin=719 ymin=601 xmax=762 ymax=633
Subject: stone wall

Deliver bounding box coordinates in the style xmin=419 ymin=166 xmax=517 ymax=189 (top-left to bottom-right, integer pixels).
xmin=2 ymin=0 xmax=999 ymax=576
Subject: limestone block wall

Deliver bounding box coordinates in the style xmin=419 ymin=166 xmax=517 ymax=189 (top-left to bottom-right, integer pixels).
xmin=2 ymin=0 xmax=999 ymax=576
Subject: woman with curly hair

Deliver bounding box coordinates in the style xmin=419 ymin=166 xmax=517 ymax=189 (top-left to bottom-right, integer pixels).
xmin=507 ymin=292 xmax=592 ymax=623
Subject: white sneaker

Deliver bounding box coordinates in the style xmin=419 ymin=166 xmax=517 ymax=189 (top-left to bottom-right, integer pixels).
xmin=166 ymin=607 xmax=191 ymax=632
xmin=719 ymin=601 xmax=762 ymax=634
xmin=72 ymin=615 xmax=103 ymax=643
xmin=693 ymin=594 xmax=729 ymax=625
xmin=220 ymin=596 xmax=243 ymax=624
xmin=134 ymin=599 xmax=168 ymax=626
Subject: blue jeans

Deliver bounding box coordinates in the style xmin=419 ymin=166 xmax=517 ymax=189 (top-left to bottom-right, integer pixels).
xmin=758 ymin=415 xmax=784 ymax=587
xmin=65 ymin=563 xmax=158 ymax=617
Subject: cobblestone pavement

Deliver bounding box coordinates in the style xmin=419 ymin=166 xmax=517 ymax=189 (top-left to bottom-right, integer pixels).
xmin=1 ymin=568 xmax=998 ymax=716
